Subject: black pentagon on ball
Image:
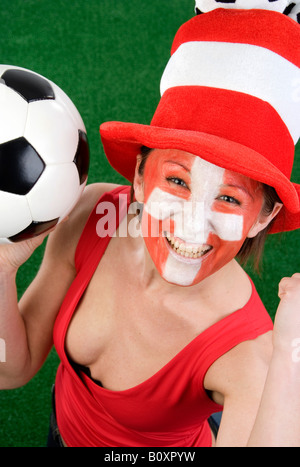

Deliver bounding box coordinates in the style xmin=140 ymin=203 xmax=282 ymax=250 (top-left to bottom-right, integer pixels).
xmin=283 ymin=3 xmax=297 ymax=15
xmin=0 ymin=137 xmax=45 ymax=195
xmin=1 ymin=69 xmax=55 ymax=103
xmin=73 ymin=130 xmax=89 ymax=185
xmin=8 ymin=218 xmax=59 ymax=242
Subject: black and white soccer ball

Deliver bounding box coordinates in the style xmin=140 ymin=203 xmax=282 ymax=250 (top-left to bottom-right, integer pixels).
xmin=0 ymin=65 xmax=89 ymax=243
xmin=194 ymin=0 xmax=300 ymax=23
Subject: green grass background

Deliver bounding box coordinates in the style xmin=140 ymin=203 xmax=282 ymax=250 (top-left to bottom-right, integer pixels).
xmin=0 ymin=0 xmax=299 ymax=447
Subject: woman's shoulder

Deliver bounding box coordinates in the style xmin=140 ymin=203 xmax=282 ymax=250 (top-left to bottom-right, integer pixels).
xmin=203 ymin=260 xmax=273 ymax=388
xmin=78 ymin=182 xmax=123 ymax=208
xmin=45 ymin=183 xmax=122 ymax=268
xmin=73 ymin=182 xmax=122 ymax=219
xmin=204 ymin=326 xmax=273 ymax=407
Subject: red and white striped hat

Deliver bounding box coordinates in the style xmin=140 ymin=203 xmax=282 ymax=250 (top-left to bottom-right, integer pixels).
xmin=100 ymin=9 xmax=300 ymax=233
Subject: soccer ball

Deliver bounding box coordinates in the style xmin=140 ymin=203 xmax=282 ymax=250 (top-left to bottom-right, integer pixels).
xmin=194 ymin=0 xmax=300 ymax=23
xmin=0 ymin=65 xmax=89 ymax=243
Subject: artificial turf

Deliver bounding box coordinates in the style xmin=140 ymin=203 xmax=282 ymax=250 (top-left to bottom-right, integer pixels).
xmin=0 ymin=0 xmax=299 ymax=447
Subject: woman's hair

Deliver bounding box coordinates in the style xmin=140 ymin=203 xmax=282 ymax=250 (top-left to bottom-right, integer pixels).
xmin=132 ymin=146 xmax=282 ymax=271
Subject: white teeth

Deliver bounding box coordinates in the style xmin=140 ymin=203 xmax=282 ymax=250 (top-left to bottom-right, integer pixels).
xmin=165 ymin=233 xmax=211 ymax=258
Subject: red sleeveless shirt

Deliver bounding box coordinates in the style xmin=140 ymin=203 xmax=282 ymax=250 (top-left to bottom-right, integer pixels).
xmin=53 ymin=185 xmax=273 ymax=447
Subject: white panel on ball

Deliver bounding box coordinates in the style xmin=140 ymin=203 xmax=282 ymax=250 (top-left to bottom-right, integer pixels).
xmin=0 ymin=86 xmax=28 ymax=144
xmin=58 ymin=181 xmax=86 ymax=224
xmin=26 ymin=163 xmax=80 ymax=221
xmin=24 ymin=99 xmax=80 ymax=165
xmin=51 ymin=82 xmax=86 ymax=134
xmin=0 ymin=192 xmax=32 ymax=238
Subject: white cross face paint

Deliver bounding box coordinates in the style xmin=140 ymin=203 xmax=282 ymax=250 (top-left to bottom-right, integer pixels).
xmin=140 ymin=149 xmax=264 ymax=286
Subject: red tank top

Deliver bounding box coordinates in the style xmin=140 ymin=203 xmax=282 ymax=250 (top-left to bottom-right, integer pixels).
xmin=53 ymin=185 xmax=273 ymax=447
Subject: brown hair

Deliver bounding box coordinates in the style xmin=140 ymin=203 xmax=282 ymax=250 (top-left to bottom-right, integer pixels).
xmin=131 ymin=146 xmax=282 ymax=270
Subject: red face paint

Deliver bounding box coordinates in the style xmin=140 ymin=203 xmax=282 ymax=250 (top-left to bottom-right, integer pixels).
xmin=140 ymin=149 xmax=264 ymax=286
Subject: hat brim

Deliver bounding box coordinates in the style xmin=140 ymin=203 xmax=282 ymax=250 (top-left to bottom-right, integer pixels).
xmin=100 ymin=121 xmax=300 ymax=234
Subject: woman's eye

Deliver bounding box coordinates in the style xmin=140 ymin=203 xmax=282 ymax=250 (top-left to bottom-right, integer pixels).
xmin=167 ymin=177 xmax=189 ymax=189
xmin=218 ymin=195 xmax=240 ymax=205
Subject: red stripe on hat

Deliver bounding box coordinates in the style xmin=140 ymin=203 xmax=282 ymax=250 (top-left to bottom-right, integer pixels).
xmin=151 ymin=86 xmax=295 ymax=179
xmin=171 ymin=9 xmax=300 ymax=67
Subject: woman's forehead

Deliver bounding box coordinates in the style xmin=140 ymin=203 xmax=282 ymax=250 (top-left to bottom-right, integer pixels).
xmin=147 ymin=148 xmax=196 ymax=171
xmin=146 ymin=148 xmax=262 ymax=191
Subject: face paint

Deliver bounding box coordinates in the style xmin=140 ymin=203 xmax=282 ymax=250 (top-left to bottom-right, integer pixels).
xmin=140 ymin=149 xmax=264 ymax=286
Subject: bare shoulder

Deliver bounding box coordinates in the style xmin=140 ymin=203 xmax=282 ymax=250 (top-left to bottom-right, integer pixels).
xmin=63 ymin=182 xmax=121 ymax=237
xmin=44 ymin=182 xmax=121 ymax=268
xmin=204 ymin=330 xmax=273 ymax=404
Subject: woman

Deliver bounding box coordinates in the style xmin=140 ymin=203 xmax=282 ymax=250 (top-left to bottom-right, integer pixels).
xmin=1 ymin=9 xmax=300 ymax=447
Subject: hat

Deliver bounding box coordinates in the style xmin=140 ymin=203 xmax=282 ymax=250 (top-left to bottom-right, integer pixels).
xmin=100 ymin=9 xmax=300 ymax=234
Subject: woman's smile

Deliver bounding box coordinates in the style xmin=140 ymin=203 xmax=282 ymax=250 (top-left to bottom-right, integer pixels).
xmin=164 ymin=231 xmax=213 ymax=262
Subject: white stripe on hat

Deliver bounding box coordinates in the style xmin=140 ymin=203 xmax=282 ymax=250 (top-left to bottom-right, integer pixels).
xmin=160 ymin=41 xmax=300 ymax=143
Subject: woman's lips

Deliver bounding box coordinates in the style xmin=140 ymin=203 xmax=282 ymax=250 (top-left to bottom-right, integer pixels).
xmin=164 ymin=232 xmax=213 ymax=262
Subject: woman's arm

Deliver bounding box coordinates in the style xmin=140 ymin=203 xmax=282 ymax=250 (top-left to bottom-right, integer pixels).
xmin=0 ymin=238 xmax=42 ymax=388
xmin=212 ymin=274 xmax=300 ymax=447
xmin=247 ymin=274 xmax=300 ymax=447
xmin=0 ymin=223 xmax=76 ymax=389
xmin=207 ymin=331 xmax=273 ymax=447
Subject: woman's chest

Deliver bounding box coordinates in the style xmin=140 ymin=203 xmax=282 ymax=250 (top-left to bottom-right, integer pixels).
xmin=64 ymin=258 xmax=216 ymax=391
xmin=63 ymin=237 xmax=250 ymax=391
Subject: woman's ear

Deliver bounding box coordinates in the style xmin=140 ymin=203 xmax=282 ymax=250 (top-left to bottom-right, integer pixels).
xmin=133 ymin=155 xmax=144 ymax=203
xmin=247 ymin=202 xmax=283 ymax=238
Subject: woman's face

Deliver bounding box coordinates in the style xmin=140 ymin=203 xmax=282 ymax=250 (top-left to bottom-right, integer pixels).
xmin=137 ymin=149 xmax=265 ymax=286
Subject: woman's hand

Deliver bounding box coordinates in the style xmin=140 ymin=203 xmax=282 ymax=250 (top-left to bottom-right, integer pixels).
xmin=0 ymin=228 xmax=55 ymax=274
